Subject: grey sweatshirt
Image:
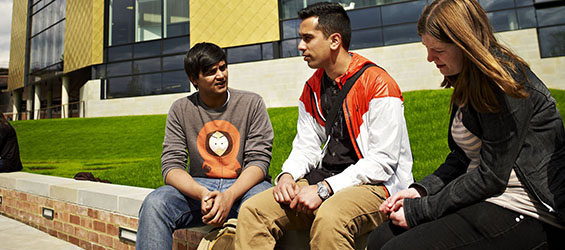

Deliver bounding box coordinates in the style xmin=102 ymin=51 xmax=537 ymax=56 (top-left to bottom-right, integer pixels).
xmin=161 ymin=89 xmax=273 ymax=181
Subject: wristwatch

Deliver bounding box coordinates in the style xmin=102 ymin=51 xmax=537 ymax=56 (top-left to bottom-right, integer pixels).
xmin=317 ymin=182 xmax=331 ymax=200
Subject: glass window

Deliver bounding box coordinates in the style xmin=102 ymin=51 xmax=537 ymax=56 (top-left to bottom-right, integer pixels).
xmin=281 ymin=38 xmax=300 ymax=58
xmin=487 ymin=9 xmax=518 ymax=32
xmin=262 ymin=43 xmax=274 ymax=60
xmin=107 ymin=61 xmax=132 ymax=77
xmin=479 ymin=0 xmax=514 ymax=11
xmin=351 ymin=28 xmax=383 ymax=50
xmin=538 ymin=25 xmax=565 ymax=58
xmin=162 ymin=70 xmax=190 ymax=94
xmin=383 ymin=23 xmax=419 ymax=46
xmin=163 ymin=54 xmax=185 ymax=71
xmin=349 ymin=7 xmax=381 ymax=30
xmin=134 ymin=73 xmax=163 ymax=95
xmin=108 ymin=45 xmax=133 ymax=62
xmin=381 ymin=0 xmax=425 ymax=26
xmin=517 ymin=7 xmax=536 ymax=29
xmin=29 ymin=19 xmax=65 ymax=73
xmin=107 ymin=76 xmax=135 ymax=98
xmin=282 ymin=19 xmax=300 ymax=40
xmin=227 ymin=45 xmax=262 ymax=64
xmin=165 ymin=0 xmax=189 ymax=37
xmin=133 ymin=58 xmax=161 ymax=74
xmin=280 ymin=0 xmax=303 ymax=19
xmin=134 ymin=40 xmax=161 ymax=58
xmin=135 ymin=0 xmax=162 ymax=42
xmin=536 ymin=6 xmax=565 ymax=27
xmin=515 ymin=0 xmax=533 ymax=7
xmin=163 ymin=36 xmax=189 ymax=55
xmin=109 ymin=0 xmax=135 ymax=46
xmin=92 ymin=64 xmax=106 ymax=79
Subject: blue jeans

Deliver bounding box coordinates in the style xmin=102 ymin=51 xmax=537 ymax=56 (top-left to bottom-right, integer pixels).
xmin=136 ymin=178 xmax=271 ymax=250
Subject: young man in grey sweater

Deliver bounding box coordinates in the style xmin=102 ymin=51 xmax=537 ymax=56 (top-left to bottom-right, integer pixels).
xmin=136 ymin=42 xmax=273 ymax=250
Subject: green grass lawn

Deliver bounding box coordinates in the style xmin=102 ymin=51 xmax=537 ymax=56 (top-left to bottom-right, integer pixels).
xmin=10 ymin=89 xmax=565 ymax=189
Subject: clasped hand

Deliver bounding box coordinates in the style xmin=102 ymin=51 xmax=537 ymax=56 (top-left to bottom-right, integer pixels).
xmin=200 ymin=190 xmax=235 ymax=227
xmin=273 ymin=174 xmax=322 ymax=215
xmin=379 ymin=188 xmax=421 ymax=229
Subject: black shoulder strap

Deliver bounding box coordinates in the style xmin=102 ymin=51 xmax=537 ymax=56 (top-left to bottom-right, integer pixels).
xmin=325 ymin=63 xmax=376 ymax=137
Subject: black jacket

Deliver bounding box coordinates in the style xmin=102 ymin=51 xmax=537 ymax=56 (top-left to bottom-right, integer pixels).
xmin=404 ymin=64 xmax=565 ymax=227
xmin=0 ymin=121 xmax=22 ymax=172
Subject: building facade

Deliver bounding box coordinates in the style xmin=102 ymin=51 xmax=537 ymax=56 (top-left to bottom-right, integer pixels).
xmin=7 ymin=0 xmax=565 ymax=119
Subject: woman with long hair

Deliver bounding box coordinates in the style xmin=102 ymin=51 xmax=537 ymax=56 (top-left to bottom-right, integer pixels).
xmin=367 ymin=0 xmax=565 ymax=249
xmin=0 ymin=113 xmax=22 ymax=172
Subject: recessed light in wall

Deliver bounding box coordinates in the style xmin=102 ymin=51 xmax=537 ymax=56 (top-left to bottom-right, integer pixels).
xmin=119 ymin=227 xmax=137 ymax=243
xmin=42 ymin=207 xmax=54 ymax=220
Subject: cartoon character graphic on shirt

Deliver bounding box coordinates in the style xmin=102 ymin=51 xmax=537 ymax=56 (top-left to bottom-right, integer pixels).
xmin=197 ymin=120 xmax=241 ymax=178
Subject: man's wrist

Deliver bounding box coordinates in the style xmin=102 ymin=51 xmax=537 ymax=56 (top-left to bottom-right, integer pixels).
xmin=317 ymin=181 xmax=331 ymax=200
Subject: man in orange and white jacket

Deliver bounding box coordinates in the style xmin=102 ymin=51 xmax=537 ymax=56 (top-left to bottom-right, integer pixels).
xmin=235 ymin=3 xmax=413 ymax=250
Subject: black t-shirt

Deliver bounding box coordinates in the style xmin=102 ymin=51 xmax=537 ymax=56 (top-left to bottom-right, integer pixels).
xmin=320 ymin=72 xmax=359 ymax=172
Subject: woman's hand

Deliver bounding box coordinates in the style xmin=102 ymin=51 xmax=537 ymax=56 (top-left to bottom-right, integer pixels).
xmin=389 ymin=200 xmax=410 ymax=229
xmin=379 ymin=188 xmax=421 ymax=215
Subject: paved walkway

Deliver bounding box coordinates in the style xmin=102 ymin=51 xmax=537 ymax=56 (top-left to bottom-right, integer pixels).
xmin=0 ymin=215 xmax=81 ymax=250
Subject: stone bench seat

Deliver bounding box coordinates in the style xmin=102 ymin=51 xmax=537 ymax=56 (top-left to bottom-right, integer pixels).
xmin=0 ymin=172 xmax=367 ymax=249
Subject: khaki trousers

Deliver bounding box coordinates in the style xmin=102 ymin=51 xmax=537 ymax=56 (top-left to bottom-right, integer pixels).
xmin=235 ymin=179 xmax=388 ymax=250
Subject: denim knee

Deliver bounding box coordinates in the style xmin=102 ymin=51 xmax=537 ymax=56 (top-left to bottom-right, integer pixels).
xmin=139 ymin=185 xmax=178 ymax=218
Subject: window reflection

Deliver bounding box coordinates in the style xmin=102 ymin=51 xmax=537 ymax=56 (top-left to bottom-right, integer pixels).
xmin=539 ymin=25 xmax=565 ymax=58
xmin=165 ymin=0 xmax=189 ymax=37
xmin=487 ymin=9 xmax=518 ymax=32
xmin=381 ymin=0 xmax=425 ymax=26
xmin=282 ymin=38 xmax=300 ymax=57
xmin=135 ymin=0 xmax=162 ymax=42
xmin=163 ymin=36 xmax=189 ymax=55
xmin=162 ymin=71 xmax=190 ymax=94
xmin=536 ymin=6 xmax=565 ymax=26
xmin=109 ymin=0 xmax=135 ymax=46
xmin=30 ymin=18 xmax=65 ymax=74
xmin=107 ymin=76 xmax=135 ymax=98
xmin=279 ymin=0 xmax=411 ymax=19
xmin=227 ymin=45 xmax=262 ymax=64
xmin=517 ymin=7 xmax=536 ymax=29
xmin=134 ymin=58 xmax=161 ymax=74
xmin=383 ymin=23 xmax=419 ymax=46
xmin=107 ymin=61 xmax=132 ymax=77
xmin=108 ymin=45 xmax=133 ymax=62
xmin=479 ymin=0 xmax=514 ymax=11
xmin=163 ymin=54 xmax=185 ymax=71
xmin=134 ymin=40 xmax=161 ymax=59
xmin=134 ymin=73 xmax=162 ymax=95
xmin=351 ymin=28 xmax=383 ymax=50
xmin=349 ymin=7 xmax=381 ymax=30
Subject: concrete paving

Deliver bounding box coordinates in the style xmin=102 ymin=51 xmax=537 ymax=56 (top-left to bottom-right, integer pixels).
xmin=0 ymin=215 xmax=81 ymax=250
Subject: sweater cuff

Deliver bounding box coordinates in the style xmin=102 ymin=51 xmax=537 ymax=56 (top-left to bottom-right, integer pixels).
xmin=413 ymin=174 xmax=445 ymax=196
xmin=404 ymin=197 xmax=432 ymax=228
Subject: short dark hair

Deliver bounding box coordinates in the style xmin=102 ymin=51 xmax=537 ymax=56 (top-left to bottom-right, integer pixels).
xmin=184 ymin=42 xmax=227 ymax=87
xmin=298 ymin=2 xmax=351 ymax=50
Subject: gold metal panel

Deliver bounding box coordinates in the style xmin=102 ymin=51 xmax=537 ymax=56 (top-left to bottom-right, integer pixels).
xmin=190 ymin=0 xmax=280 ymax=48
xmin=7 ymin=0 xmax=28 ymax=91
xmin=92 ymin=0 xmax=104 ymax=65
xmin=64 ymin=0 xmax=104 ymax=74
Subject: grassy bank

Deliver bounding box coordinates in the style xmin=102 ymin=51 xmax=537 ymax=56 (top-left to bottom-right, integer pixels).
xmin=10 ymin=89 xmax=565 ymax=189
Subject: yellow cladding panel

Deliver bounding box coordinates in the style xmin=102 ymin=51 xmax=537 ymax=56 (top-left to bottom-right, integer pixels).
xmin=64 ymin=0 xmax=104 ymax=74
xmin=190 ymin=0 xmax=280 ymax=48
xmin=8 ymin=0 xmax=28 ymax=90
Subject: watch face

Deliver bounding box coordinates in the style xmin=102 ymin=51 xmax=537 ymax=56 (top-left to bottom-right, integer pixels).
xmin=318 ymin=183 xmax=330 ymax=200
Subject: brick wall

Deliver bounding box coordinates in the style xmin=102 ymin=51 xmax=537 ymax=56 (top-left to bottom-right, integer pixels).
xmin=0 ymin=174 xmax=209 ymax=250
